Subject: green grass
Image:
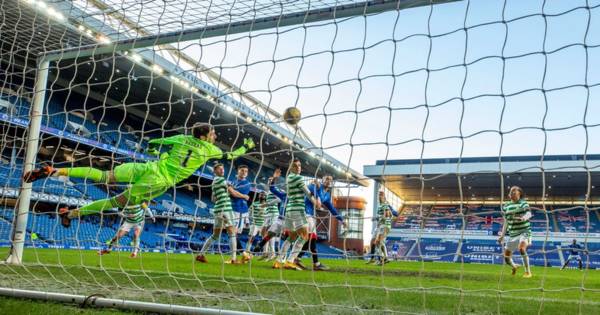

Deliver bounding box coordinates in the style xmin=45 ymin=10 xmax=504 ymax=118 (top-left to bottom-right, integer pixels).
xmin=0 ymin=248 xmax=598 ymax=314
xmin=0 ymin=295 xmax=139 ymax=315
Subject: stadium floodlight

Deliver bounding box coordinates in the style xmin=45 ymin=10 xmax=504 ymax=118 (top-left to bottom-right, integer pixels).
xmin=34 ymin=0 xmax=46 ymax=9
xmin=130 ymin=53 xmax=142 ymax=62
xmin=39 ymin=0 xmax=459 ymax=62
xmin=97 ymin=35 xmax=111 ymax=44
xmin=150 ymin=64 xmax=164 ymax=75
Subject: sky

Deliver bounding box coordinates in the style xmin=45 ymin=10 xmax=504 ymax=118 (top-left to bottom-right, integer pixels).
xmin=173 ymin=0 xmax=600 ymax=243
xmin=66 ymin=0 xmax=600 ymax=244
xmin=169 ymin=0 xmax=600 ymax=243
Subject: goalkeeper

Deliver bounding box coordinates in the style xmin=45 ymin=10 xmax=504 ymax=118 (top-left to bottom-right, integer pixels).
xmin=24 ymin=123 xmax=255 ymax=227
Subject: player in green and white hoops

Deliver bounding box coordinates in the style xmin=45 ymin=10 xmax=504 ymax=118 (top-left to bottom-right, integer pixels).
xmin=195 ymin=163 xmax=240 ymax=264
xmin=24 ymin=123 xmax=254 ymax=227
xmin=242 ymin=192 xmax=266 ymax=261
xmin=261 ymin=188 xmax=281 ymax=260
xmin=242 ymin=189 xmax=281 ymax=261
xmin=98 ymin=201 xmax=155 ymax=258
xmin=273 ymin=158 xmax=318 ymax=271
xmin=366 ymin=191 xmax=399 ymax=265
xmin=498 ymin=186 xmax=533 ymax=278
xmin=372 ymin=191 xmax=397 ymax=265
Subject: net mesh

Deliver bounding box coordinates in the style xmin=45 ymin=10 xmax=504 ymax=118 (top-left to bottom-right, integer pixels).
xmin=1 ymin=0 xmax=600 ymax=314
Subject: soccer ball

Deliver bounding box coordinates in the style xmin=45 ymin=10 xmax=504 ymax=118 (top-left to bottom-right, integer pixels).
xmin=283 ymin=107 xmax=301 ymax=125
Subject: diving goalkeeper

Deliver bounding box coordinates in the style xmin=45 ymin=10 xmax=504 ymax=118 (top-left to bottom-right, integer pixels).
xmin=24 ymin=123 xmax=255 ymax=227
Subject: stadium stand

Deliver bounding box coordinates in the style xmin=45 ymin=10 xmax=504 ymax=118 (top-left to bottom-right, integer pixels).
xmin=4 ymin=90 xmax=600 ymax=270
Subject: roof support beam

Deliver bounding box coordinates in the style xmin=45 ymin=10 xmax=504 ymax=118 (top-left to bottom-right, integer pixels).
xmin=41 ymin=0 xmax=458 ymax=62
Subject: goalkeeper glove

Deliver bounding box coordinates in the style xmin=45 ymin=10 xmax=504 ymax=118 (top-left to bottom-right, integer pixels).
xmin=146 ymin=148 xmax=160 ymax=156
xmin=243 ymin=137 xmax=255 ymax=150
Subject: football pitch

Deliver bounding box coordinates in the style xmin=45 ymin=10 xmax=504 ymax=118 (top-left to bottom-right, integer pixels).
xmin=0 ymin=248 xmax=598 ymax=314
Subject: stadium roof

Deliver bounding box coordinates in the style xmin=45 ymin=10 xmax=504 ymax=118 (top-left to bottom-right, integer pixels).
xmin=363 ymin=155 xmax=600 ymax=204
xmin=2 ymin=0 xmax=461 ymax=186
xmin=65 ymin=0 xmax=457 ymax=37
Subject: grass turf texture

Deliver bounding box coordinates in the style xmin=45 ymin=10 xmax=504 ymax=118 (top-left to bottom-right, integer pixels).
xmin=0 ymin=248 xmax=597 ymax=314
xmin=0 ymin=295 xmax=139 ymax=315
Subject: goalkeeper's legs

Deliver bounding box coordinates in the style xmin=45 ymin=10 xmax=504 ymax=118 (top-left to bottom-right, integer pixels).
xmin=25 ymin=166 xmax=113 ymax=184
xmin=59 ymin=194 xmax=129 ymax=227
xmin=25 ymin=162 xmax=151 ymax=184
xmin=61 ymin=172 xmax=168 ymax=227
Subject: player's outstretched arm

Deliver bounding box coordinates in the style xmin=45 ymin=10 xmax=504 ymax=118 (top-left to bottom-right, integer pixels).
xmin=321 ymin=198 xmax=344 ymax=223
xmin=225 ymin=138 xmax=255 ymax=160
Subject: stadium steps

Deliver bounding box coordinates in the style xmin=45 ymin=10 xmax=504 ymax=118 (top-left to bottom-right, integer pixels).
xmin=70 ymin=178 xmax=111 ymax=200
xmin=0 ymin=208 xmax=48 ymax=244
xmin=0 ymin=215 xmax=13 ymax=241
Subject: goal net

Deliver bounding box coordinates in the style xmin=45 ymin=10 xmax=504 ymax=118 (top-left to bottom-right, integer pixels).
xmin=0 ymin=0 xmax=599 ymax=314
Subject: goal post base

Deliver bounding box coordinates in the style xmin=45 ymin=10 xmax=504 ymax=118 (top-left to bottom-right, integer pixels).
xmin=4 ymin=253 xmax=23 ymax=266
xmin=0 ymin=287 xmax=267 ymax=315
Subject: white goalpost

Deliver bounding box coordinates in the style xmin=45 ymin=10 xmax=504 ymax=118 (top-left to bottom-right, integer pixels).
xmin=1 ymin=0 xmax=598 ymax=314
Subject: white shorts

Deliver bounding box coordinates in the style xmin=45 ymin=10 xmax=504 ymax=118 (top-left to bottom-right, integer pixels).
xmin=284 ymin=211 xmax=308 ymax=231
xmin=307 ymin=216 xmax=316 ymax=234
xmin=120 ymin=221 xmax=143 ymax=233
xmin=233 ymin=212 xmax=249 ymax=234
xmin=375 ymin=224 xmax=390 ymax=239
xmin=263 ymin=213 xmax=279 ymax=228
xmin=505 ymin=233 xmax=531 ymax=252
xmin=214 ymin=211 xmax=235 ymax=229
xmin=268 ymin=217 xmax=285 ymax=235
xmin=248 ymin=224 xmax=262 ymax=238
xmin=567 ymin=254 xmax=582 ymax=261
